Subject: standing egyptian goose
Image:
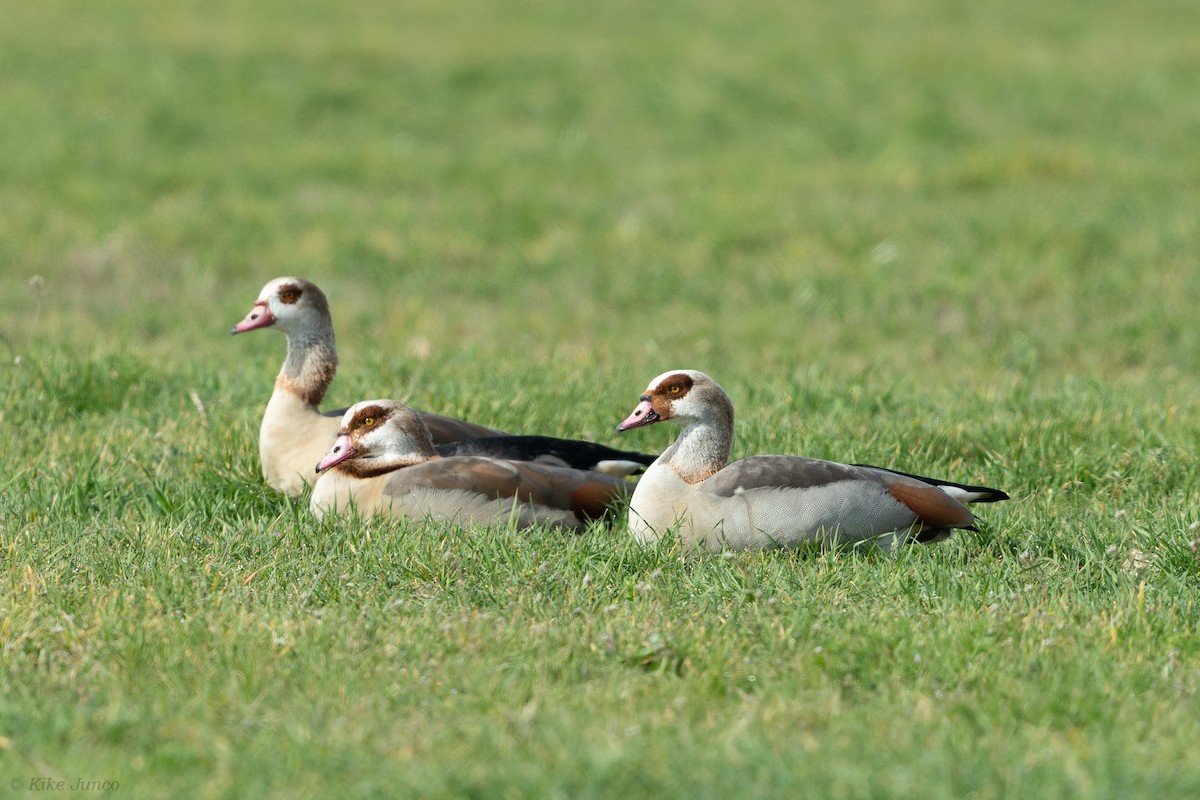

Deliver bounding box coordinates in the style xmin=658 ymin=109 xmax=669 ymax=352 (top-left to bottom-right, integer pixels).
xmin=313 ymin=401 xmax=633 ymax=530
xmin=231 ymin=277 xmax=656 ymax=495
xmin=616 ymin=370 xmax=1008 ymax=551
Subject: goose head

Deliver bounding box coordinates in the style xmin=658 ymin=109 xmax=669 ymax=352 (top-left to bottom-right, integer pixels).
xmin=315 ymin=400 xmax=437 ymax=477
xmin=617 ymin=370 xmax=733 ymax=432
xmin=230 ymin=277 xmax=330 ymax=336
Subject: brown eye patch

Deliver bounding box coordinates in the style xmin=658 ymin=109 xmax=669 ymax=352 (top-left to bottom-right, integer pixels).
xmin=278 ymin=284 xmax=303 ymax=304
xmin=657 ymin=373 xmax=694 ymax=398
xmin=649 ymin=372 xmax=693 ymax=418
xmin=350 ymin=404 xmax=390 ymax=431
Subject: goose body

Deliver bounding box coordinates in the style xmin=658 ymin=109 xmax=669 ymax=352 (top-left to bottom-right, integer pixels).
xmin=617 ymin=370 xmax=1008 ymax=552
xmin=231 ymin=277 xmax=656 ymax=494
xmin=313 ymin=401 xmax=632 ymax=530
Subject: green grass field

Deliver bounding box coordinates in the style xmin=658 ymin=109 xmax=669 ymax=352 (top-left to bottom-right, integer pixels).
xmin=3 ymin=0 xmax=1199 ymax=796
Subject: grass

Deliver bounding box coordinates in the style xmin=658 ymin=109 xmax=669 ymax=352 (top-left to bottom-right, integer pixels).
xmin=2 ymin=0 xmax=1200 ymax=796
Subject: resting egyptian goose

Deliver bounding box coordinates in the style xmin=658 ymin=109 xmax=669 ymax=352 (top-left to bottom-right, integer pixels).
xmin=231 ymin=277 xmax=656 ymax=495
xmin=616 ymin=370 xmax=1008 ymax=551
xmin=312 ymin=400 xmax=633 ymax=530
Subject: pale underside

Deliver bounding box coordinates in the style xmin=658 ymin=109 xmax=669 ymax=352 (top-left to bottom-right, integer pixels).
xmin=628 ymin=455 xmax=968 ymax=552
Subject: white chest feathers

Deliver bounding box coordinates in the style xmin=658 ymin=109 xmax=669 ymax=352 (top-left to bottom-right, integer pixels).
xmin=259 ymin=389 xmax=339 ymax=495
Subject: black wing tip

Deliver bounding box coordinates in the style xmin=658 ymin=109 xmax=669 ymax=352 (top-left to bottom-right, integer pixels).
xmin=854 ymin=463 xmax=1009 ymax=503
xmin=437 ymin=435 xmax=657 ymax=470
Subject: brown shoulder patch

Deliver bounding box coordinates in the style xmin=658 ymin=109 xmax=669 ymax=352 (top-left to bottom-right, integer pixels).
xmin=568 ymin=478 xmax=632 ymax=521
xmin=888 ymin=483 xmax=975 ymax=528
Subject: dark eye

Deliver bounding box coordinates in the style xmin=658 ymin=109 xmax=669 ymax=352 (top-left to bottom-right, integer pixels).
xmin=280 ymin=289 xmax=299 ymax=303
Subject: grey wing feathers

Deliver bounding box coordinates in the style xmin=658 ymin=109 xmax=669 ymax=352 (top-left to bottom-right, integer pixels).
xmin=383 ymin=457 xmax=523 ymax=499
xmin=703 ymin=456 xmax=887 ymax=497
xmin=419 ymin=412 xmax=507 ymax=443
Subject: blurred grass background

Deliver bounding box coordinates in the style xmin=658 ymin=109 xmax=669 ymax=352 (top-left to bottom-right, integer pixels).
xmin=2 ymin=0 xmax=1199 ymax=797
xmin=4 ymin=0 xmax=1198 ymax=382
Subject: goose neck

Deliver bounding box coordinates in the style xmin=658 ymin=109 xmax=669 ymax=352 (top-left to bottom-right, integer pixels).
xmin=279 ymin=328 xmax=337 ymax=407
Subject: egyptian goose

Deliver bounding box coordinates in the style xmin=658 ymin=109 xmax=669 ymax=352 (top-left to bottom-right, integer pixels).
xmin=616 ymin=370 xmax=1008 ymax=551
xmin=230 ymin=277 xmax=503 ymax=495
xmin=312 ymin=400 xmax=633 ymax=530
xmin=231 ymin=277 xmax=656 ymax=495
